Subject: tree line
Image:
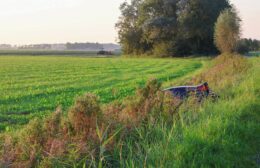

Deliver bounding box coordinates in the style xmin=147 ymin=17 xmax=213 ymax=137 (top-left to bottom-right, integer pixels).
xmin=0 ymin=43 xmax=121 ymax=51
xmin=116 ymin=0 xmax=232 ymax=57
xmin=66 ymin=42 xmax=103 ymax=50
xmin=236 ymin=38 xmax=260 ymax=54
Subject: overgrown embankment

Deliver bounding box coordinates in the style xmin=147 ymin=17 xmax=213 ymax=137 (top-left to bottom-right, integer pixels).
xmin=0 ymin=54 xmax=259 ymax=167
xmin=115 ymin=54 xmax=260 ymax=167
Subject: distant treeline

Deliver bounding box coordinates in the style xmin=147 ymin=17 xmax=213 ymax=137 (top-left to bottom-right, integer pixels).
xmin=66 ymin=42 xmax=103 ymax=51
xmin=0 ymin=50 xmax=96 ymax=56
xmin=116 ymin=0 xmax=231 ymax=57
xmin=236 ymin=38 xmax=260 ymax=54
xmin=0 ymin=43 xmax=121 ymax=52
xmin=0 ymin=50 xmax=121 ymax=56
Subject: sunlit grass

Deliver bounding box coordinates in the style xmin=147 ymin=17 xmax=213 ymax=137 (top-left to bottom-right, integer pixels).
xmin=112 ymin=57 xmax=260 ymax=167
xmin=0 ymin=56 xmax=204 ymax=130
xmin=0 ymin=56 xmax=259 ymax=167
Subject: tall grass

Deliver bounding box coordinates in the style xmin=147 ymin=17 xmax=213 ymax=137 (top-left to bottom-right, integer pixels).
xmin=112 ymin=54 xmax=260 ymax=167
xmin=0 ymin=54 xmax=259 ymax=167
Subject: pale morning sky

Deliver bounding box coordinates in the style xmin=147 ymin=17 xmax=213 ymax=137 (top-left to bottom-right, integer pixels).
xmin=0 ymin=0 xmax=259 ymax=45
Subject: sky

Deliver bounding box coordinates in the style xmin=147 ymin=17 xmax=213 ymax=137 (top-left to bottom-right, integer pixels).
xmin=0 ymin=0 xmax=259 ymax=45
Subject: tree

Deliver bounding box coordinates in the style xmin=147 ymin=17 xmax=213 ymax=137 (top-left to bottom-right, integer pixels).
xmin=235 ymin=39 xmax=249 ymax=54
xmin=177 ymin=0 xmax=231 ymax=55
xmin=235 ymin=38 xmax=260 ymax=54
xmin=140 ymin=0 xmax=179 ymax=56
xmin=116 ymin=0 xmax=231 ymax=57
xmin=115 ymin=0 xmax=149 ymax=55
xmin=214 ymin=8 xmax=241 ymax=53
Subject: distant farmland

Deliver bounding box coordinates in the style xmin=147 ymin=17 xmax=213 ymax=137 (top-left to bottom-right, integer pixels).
xmin=0 ymin=50 xmax=120 ymax=56
xmin=0 ymin=56 xmax=204 ymax=130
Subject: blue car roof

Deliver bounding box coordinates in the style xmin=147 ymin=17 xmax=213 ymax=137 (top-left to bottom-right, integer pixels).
xmin=163 ymin=85 xmax=202 ymax=91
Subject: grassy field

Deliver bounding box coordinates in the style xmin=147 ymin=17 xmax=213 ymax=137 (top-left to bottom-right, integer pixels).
xmin=0 ymin=56 xmax=204 ymax=130
xmin=112 ymin=56 xmax=260 ymax=167
xmin=0 ymin=55 xmax=259 ymax=167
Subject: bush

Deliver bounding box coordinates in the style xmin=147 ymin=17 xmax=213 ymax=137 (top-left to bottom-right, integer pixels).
xmin=0 ymin=78 xmax=183 ymax=167
xmin=68 ymin=93 xmax=102 ymax=138
xmin=152 ymin=42 xmax=172 ymax=57
xmin=118 ymin=79 xmax=162 ymax=125
xmin=4 ymin=118 xmax=45 ymax=167
xmin=44 ymin=106 xmax=62 ymax=138
xmin=214 ymin=8 xmax=241 ymax=53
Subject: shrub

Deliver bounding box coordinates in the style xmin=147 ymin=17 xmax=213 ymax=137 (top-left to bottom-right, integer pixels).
xmin=44 ymin=106 xmax=62 ymax=138
xmin=103 ymin=101 xmax=123 ymax=125
xmin=214 ymin=8 xmax=241 ymax=53
xmin=68 ymin=93 xmax=102 ymax=139
xmin=0 ymin=78 xmax=181 ymax=167
xmin=19 ymin=118 xmax=45 ymax=146
xmin=118 ymin=79 xmax=162 ymax=125
xmin=152 ymin=42 xmax=172 ymax=57
xmin=6 ymin=118 xmax=45 ymax=167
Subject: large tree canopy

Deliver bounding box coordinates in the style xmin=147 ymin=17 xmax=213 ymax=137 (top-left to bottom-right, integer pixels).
xmin=116 ymin=0 xmax=231 ymax=57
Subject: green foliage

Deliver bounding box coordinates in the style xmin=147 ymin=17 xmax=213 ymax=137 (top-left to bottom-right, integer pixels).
xmin=116 ymin=0 xmax=231 ymax=56
xmin=177 ymin=0 xmax=231 ymax=54
xmin=152 ymin=42 xmax=174 ymax=57
xmin=0 ymin=56 xmax=203 ymax=130
xmin=242 ymin=38 xmax=259 ymax=51
xmin=214 ymin=8 xmax=241 ymax=53
xmin=236 ymin=40 xmax=250 ymax=54
xmin=115 ymin=0 xmax=147 ymax=55
xmin=236 ymin=38 xmax=260 ymax=54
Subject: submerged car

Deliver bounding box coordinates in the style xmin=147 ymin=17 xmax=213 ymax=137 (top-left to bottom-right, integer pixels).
xmin=163 ymin=82 xmax=218 ymax=101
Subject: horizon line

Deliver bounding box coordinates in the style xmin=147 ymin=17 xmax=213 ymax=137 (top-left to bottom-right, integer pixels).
xmin=0 ymin=42 xmax=120 ymax=46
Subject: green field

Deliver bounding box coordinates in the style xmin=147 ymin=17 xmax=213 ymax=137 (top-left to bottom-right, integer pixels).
xmin=0 ymin=56 xmax=259 ymax=167
xmin=0 ymin=56 xmax=204 ymax=130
